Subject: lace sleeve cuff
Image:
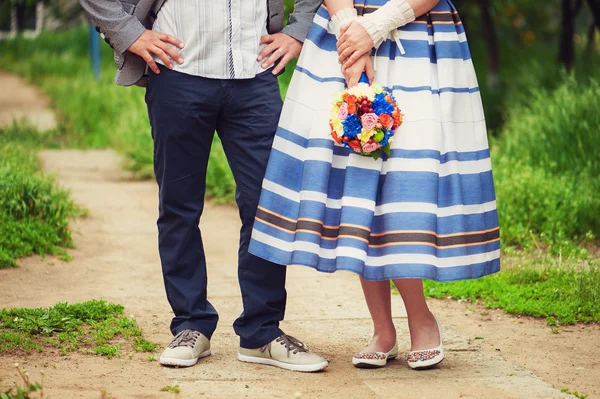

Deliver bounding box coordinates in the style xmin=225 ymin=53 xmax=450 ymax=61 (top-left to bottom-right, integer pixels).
xmin=330 ymin=8 xmax=358 ymax=39
xmin=356 ymin=0 xmax=415 ymax=48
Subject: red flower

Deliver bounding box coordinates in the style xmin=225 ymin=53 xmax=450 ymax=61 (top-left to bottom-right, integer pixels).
xmin=331 ymin=130 xmax=342 ymax=144
xmin=385 ymin=95 xmax=396 ymax=107
xmin=346 ymin=95 xmax=358 ymax=115
xmin=392 ymin=110 xmax=402 ymax=129
xmin=348 ymin=139 xmax=361 ymax=152
xmin=379 ymin=114 xmax=393 ymax=130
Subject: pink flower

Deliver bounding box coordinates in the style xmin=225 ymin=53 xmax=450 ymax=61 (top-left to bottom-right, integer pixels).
xmin=338 ymin=103 xmax=349 ymax=121
xmin=362 ymin=142 xmax=381 ymax=153
xmin=361 ymin=113 xmax=378 ymax=131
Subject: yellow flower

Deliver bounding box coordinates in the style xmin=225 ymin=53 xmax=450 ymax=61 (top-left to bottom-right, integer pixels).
xmin=372 ymin=83 xmax=384 ymax=95
xmin=332 ymin=119 xmax=344 ymax=135
xmin=358 ymin=129 xmax=375 ymax=144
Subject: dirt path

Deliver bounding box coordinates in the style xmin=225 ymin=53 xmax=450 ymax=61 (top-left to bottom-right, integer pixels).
xmin=0 ymin=71 xmax=596 ymax=398
xmin=0 ymin=70 xmax=56 ymax=131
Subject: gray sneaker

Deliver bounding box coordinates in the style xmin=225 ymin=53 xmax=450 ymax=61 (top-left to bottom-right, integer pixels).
xmin=159 ymin=329 xmax=211 ymax=367
xmin=238 ymin=334 xmax=328 ymax=372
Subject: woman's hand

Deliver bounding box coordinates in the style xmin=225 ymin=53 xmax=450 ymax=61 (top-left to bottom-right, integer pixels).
xmin=337 ymin=20 xmax=373 ymax=67
xmin=342 ymin=53 xmax=374 ymax=88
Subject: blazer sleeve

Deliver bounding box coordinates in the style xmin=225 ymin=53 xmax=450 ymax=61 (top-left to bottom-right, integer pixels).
xmin=281 ymin=0 xmax=322 ymax=42
xmin=79 ymin=0 xmax=147 ymax=55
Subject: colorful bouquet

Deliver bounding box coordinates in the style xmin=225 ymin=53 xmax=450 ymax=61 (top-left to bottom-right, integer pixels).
xmin=329 ymin=75 xmax=403 ymax=160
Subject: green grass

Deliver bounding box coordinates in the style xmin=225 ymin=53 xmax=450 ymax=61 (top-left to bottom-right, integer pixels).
xmin=0 ymin=300 xmax=157 ymax=358
xmin=160 ymin=385 xmax=180 ymax=394
xmin=493 ymin=156 xmax=600 ymax=254
xmin=421 ymin=257 xmax=600 ymax=325
xmin=499 ymin=77 xmax=600 ymax=178
xmin=0 ymin=124 xmax=82 ymax=268
xmin=560 ymin=388 xmax=589 ymax=399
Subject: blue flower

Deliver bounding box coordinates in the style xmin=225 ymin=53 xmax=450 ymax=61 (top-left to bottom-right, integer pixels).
xmin=379 ymin=131 xmax=394 ymax=147
xmin=342 ymin=114 xmax=362 ymax=138
xmin=373 ymin=93 xmax=394 ymax=116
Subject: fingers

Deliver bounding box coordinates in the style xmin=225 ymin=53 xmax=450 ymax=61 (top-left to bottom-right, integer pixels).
xmin=159 ymin=33 xmax=184 ymax=49
xmin=365 ymin=59 xmax=375 ymax=84
xmin=339 ymin=22 xmax=351 ymax=37
xmin=141 ymin=50 xmax=160 ymax=74
xmin=260 ymin=34 xmax=274 ymax=45
xmin=262 ymin=48 xmax=283 ymax=69
xmin=338 ymin=46 xmax=353 ymax=64
xmin=257 ymin=41 xmax=278 ymax=62
xmin=337 ymin=34 xmax=350 ymax=52
xmin=156 ymin=42 xmax=184 ymax=65
xmin=150 ymin=45 xmax=176 ymax=69
xmin=272 ymin=53 xmax=293 ymax=75
xmin=347 ymin=74 xmax=359 ymax=88
xmin=342 ymin=51 xmax=362 ymax=70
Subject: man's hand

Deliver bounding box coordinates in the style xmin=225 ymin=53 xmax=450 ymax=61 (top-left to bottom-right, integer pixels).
xmin=257 ymin=33 xmax=302 ymax=75
xmin=342 ymin=53 xmax=374 ymax=88
xmin=128 ymin=30 xmax=185 ymax=74
xmin=337 ymin=21 xmax=373 ymax=68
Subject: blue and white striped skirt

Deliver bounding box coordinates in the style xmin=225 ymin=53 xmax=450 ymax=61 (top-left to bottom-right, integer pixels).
xmin=248 ymin=0 xmax=501 ymax=282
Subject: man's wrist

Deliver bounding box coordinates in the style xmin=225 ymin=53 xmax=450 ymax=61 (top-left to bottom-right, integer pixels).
xmin=114 ymin=19 xmax=147 ymax=55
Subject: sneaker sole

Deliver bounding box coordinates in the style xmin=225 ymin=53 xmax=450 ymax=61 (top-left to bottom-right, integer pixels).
xmin=237 ymin=353 xmax=328 ymax=372
xmin=160 ymin=349 xmax=211 ymax=367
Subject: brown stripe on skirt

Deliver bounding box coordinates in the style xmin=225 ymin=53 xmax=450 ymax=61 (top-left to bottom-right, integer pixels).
xmin=255 ymin=208 xmax=499 ymax=248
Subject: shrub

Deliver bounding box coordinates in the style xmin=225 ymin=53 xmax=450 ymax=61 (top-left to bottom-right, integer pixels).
xmin=499 ymin=77 xmax=600 ymax=178
xmin=493 ymin=156 xmax=600 ymax=253
xmin=0 ymin=125 xmax=81 ymax=268
xmin=492 ymin=75 xmax=600 ymax=252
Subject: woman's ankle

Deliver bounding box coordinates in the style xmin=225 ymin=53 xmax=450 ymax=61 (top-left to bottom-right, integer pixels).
xmin=368 ymin=327 xmax=397 ymax=351
xmin=407 ymin=312 xmax=440 ymax=350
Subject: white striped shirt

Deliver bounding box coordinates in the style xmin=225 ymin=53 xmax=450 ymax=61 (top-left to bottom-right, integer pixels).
xmin=153 ymin=0 xmax=269 ymax=79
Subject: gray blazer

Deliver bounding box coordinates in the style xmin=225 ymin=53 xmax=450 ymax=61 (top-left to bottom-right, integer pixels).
xmin=79 ymin=0 xmax=321 ymax=86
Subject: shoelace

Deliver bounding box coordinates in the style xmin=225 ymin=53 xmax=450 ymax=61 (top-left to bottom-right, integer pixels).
xmin=168 ymin=329 xmax=200 ymax=349
xmin=276 ymin=334 xmax=309 ymax=355
xmin=261 ymin=334 xmax=309 ymax=355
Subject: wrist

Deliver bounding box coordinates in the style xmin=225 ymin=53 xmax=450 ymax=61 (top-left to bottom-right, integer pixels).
xmin=330 ymin=8 xmax=358 ymax=39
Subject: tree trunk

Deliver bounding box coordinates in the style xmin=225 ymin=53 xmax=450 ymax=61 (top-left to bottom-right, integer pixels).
xmin=558 ymin=0 xmax=583 ymax=71
xmin=587 ymin=0 xmax=600 ymax=53
xmin=478 ymin=0 xmax=500 ymax=88
xmin=587 ymin=0 xmax=600 ymax=27
xmin=587 ymin=23 xmax=597 ymax=52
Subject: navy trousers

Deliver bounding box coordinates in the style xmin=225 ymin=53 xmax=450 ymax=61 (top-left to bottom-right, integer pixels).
xmin=145 ymin=66 xmax=286 ymax=349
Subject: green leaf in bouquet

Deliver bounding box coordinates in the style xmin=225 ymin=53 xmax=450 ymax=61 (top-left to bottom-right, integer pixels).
xmin=371 ymin=151 xmax=380 ymax=160
xmin=383 ymin=145 xmax=391 ymax=157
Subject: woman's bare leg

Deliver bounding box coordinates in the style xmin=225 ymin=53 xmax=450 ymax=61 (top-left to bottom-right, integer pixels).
xmin=392 ymin=278 xmax=440 ymax=350
xmin=358 ymin=278 xmax=397 ymax=352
